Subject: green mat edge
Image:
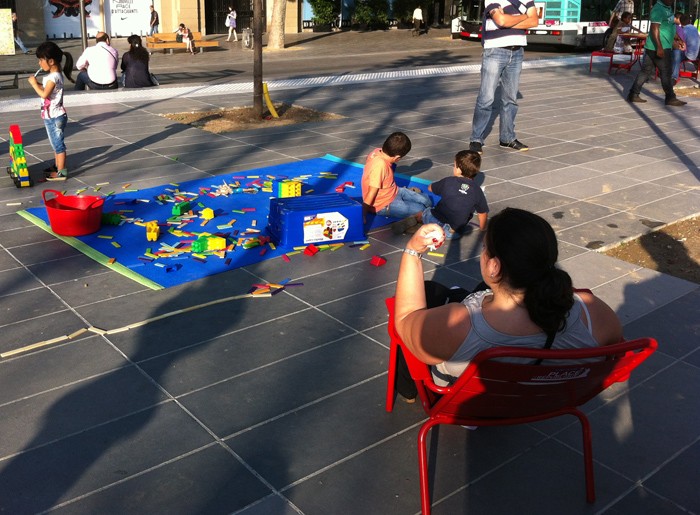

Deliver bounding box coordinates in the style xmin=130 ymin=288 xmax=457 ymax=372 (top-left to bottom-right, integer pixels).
xmin=17 ymin=210 xmax=164 ymax=291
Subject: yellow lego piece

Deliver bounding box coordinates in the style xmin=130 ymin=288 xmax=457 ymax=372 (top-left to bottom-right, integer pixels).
xmin=277 ymin=180 xmax=302 ymax=198
xmin=146 ymin=221 xmax=160 ymax=242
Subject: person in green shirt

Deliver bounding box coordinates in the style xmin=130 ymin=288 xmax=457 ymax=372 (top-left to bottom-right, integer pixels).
xmin=627 ymin=0 xmax=686 ymax=106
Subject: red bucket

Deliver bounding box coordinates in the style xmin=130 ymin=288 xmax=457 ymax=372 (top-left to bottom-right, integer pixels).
xmin=42 ymin=189 xmax=104 ymax=236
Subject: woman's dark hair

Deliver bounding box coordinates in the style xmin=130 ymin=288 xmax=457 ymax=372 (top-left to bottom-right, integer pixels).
xmin=126 ymin=34 xmax=149 ymax=64
xmin=484 ymin=208 xmax=574 ymax=337
xmin=35 ymin=42 xmax=74 ymax=83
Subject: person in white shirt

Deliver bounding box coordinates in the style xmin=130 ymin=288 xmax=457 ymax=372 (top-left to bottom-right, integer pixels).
xmin=74 ymin=32 xmax=119 ymax=90
xmin=412 ymin=6 xmax=423 ymax=36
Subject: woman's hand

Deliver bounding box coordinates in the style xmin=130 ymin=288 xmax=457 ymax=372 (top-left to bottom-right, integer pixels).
xmin=405 ymin=223 xmax=446 ymax=254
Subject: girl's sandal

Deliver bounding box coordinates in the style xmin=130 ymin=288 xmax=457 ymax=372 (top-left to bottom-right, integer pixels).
xmin=43 ymin=164 xmax=58 ymax=177
xmin=46 ymin=169 xmax=68 ymax=182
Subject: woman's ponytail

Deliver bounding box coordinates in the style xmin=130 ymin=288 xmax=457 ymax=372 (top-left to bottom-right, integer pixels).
xmin=485 ymin=208 xmax=574 ymax=337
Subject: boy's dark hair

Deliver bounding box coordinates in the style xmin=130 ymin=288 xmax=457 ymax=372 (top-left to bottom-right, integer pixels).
xmin=382 ymin=132 xmax=411 ymax=158
xmin=621 ymin=11 xmax=632 ymax=21
xmin=680 ymin=13 xmax=691 ymax=25
xmin=454 ymin=150 xmax=481 ymax=178
xmin=35 ymin=42 xmax=75 ymax=83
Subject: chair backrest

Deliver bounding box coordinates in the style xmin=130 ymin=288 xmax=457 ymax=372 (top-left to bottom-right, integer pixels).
xmin=430 ymin=340 xmax=657 ymax=421
xmin=385 ymin=297 xmax=657 ymax=421
xmin=385 ymin=297 xmax=452 ymax=398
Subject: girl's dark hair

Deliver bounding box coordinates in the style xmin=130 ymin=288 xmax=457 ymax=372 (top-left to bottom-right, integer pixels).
xmin=127 ymin=34 xmax=149 ymax=64
xmin=485 ymin=208 xmax=574 ymax=337
xmin=35 ymin=42 xmax=74 ymax=83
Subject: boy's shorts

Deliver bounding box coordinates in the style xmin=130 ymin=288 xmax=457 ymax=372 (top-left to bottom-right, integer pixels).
xmin=43 ymin=114 xmax=68 ymax=154
xmin=422 ymin=208 xmax=466 ymax=240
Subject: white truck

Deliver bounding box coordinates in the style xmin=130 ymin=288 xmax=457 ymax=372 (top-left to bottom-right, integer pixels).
xmin=451 ymin=0 xmax=610 ymax=48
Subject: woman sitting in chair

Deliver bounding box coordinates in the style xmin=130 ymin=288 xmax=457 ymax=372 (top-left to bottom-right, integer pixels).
xmin=394 ymin=208 xmax=623 ymax=401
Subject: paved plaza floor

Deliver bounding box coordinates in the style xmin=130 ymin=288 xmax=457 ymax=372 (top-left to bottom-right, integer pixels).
xmin=0 ymin=37 xmax=698 ymax=513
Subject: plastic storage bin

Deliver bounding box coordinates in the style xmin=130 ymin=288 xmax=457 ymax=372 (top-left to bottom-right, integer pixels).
xmin=268 ymin=193 xmax=364 ymax=247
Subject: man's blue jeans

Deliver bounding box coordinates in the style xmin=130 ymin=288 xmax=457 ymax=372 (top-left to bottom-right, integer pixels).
xmin=74 ymin=70 xmax=118 ymax=91
xmin=471 ymin=46 xmax=524 ymax=144
xmin=671 ymin=48 xmax=697 ymax=79
xmin=377 ymin=187 xmax=432 ymax=219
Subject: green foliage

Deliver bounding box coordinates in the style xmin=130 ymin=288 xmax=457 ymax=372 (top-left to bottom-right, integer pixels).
xmin=353 ymin=0 xmax=390 ymax=28
xmin=391 ymin=0 xmax=415 ymax=22
xmin=309 ymin=0 xmax=339 ymax=26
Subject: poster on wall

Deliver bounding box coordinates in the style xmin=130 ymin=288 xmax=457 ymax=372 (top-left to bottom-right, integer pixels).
xmin=108 ymin=0 xmax=153 ymax=37
xmin=0 ymin=9 xmax=14 ymax=56
xmin=43 ymin=0 xmax=103 ymax=39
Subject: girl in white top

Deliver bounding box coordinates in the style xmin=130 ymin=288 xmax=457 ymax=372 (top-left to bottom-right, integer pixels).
xmin=28 ymin=42 xmax=74 ymax=181
xmin=393 ymin=208 xmax=623 ymax=400
xmin=226 ymin=7 xmax=238 ymax=42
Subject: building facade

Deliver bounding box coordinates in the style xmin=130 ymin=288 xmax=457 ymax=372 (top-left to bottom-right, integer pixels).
xmin=7 ymin=0 xmax=305 ymax=41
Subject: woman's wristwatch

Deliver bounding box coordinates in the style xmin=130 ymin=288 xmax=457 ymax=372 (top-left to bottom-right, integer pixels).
xmin=403 ymin=248 xmax=423 ymax=259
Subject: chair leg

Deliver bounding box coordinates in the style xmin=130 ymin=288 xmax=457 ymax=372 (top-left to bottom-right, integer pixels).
xmin=417 ymin=420 xmax=439 ymax=515
xmin=386 ymin=340 xmax=398 ymax=412
xmin=572 ymin=409 xmax=596 ymax=503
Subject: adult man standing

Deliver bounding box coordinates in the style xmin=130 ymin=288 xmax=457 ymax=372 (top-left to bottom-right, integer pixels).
xmin=74 ymin=32 xmax=119 ymax=90
xmin=412 ymin=6 xmax=423 ymax=36
xmin=468 ymin=0 xmax=539 ymax=154
xmin=149 ymin=5 xmax=160 ymax=36
xmin=627 ymin=0 xmax=685 ymax=106
xmin=609 ymin=0 xmax=634 ymax=24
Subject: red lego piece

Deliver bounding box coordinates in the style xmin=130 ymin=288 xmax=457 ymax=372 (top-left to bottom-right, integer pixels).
xmin=335 ymin=185 xmax=345 ymax=193
xmin=304 ymin=244 xmax=320 ymax=256
xmin=370 ymin=255 xmax=387 ymax=267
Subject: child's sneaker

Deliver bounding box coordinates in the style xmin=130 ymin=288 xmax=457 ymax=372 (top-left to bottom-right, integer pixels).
xmin=391 ymin=215 xmax=419 ymax=235
xmin=43 ymin=164 xmax=58 ymax=177
xmin=46 ymin=169 xmax=68 ymax=182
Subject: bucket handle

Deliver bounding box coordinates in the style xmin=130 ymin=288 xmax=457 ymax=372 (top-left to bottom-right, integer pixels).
xmin=42 ymin=189 xmax=63 ymax=205
xmin=87 ymin=197 xmax=104 ymax=210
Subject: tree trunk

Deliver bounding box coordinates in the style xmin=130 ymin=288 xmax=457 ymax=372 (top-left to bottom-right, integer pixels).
xmin=267 ymin=0 xmax=287 ymax=50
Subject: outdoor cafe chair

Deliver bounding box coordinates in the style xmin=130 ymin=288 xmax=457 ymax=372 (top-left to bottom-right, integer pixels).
xmin=385 ymin=297 xmax=657 ymax=515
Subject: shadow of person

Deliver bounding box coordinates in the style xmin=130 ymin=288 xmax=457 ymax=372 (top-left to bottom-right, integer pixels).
xmin=636 ymin=228 xmax=700 ymax=285
xmin=0 ymin=270 xmax=277 ymax=513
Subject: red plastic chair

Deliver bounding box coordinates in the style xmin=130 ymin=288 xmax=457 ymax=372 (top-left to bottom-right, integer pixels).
xmin=679 ymin=58 xmax=699 ymax=80
xmin=589 ymin=35 xmax=646 ymax=74
xmin=385 ymin=297 xmax=657 ymax=515
xmin=589 ymin=49 xmax=616 ymax=74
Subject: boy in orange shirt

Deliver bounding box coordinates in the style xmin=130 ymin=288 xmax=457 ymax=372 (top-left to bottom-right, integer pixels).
xmin=361 ymin=132 xmax=432 ymax=234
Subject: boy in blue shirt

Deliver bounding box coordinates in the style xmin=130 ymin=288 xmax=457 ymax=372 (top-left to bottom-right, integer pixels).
xmin=422 ymin=150 xmax=489 ymax=240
